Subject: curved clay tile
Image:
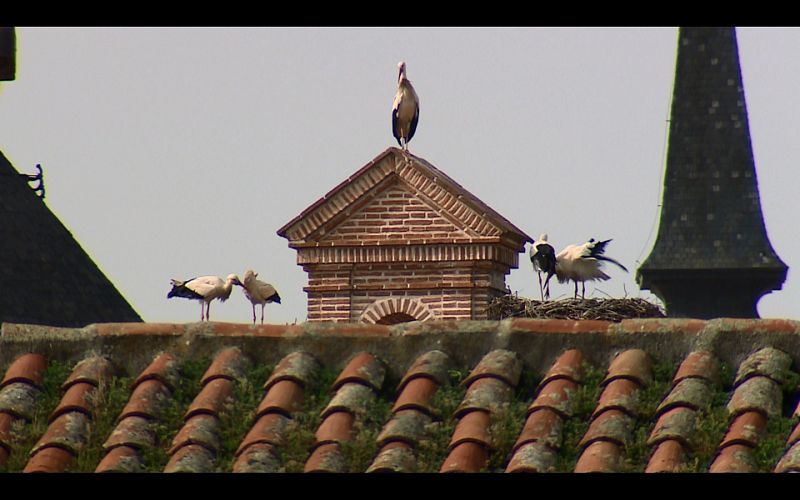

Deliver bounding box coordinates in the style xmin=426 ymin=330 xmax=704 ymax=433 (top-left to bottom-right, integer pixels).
xmin=0 ymin=382 xmax=40 ymax=420
xmin=367 ymin=441 xmax=417 ymax=473
xmin=321 ymin=382 xmax=376 ymax=418
xmin=305 ymin=442 xmax=346 ymax=473
xmin=131 ymin=352 xmax=180 ymax=392
xmin=454 ymin=377 xmax=514 ymax=418
xmin=672 ymin=350 xmax=721 ymax=387
xmin=726 ymin=375 xmax=782 ymax=418
xmin=49 ymin=382 xmax=95 ymax=422
xmin=168 ymin=413 xmax=220 ymax=456
xmin=30 ymin=412 xmax=90 ymax=456
xmin=592 ymin=378 xmax=642 ymax=418
xmin=375 ymin=409 xmax=432 ymax=447
xmin=331 ymin=351 xmax=386 ymax=392
xmin=645 ymin=439 xmax=686 ymax=473
xmin=774 ymin=441 xmax=800 ymax=473
xmin=118 ymin=379 xmax=171 ymax=420
xmin=601 ymin=349 xmax=652 ymax=387
xmin=184 ymin=378 xmax=234 ymax=420
xmin=578 ymin=409 xmax=635 ymax=449
xmin=23 ymin=446 xmax=75 ymax=473
xmin=646 ymin=406 xmax=697 ymax=448
xmin=718 ymin=410 xmax=768 ymax=449
xmin=61 ymin=356 xmax=114 ymax=391
xmin=440 ymin=441 xmax=488 ymax=473
xmin=449 ymin=409 xmax=492 ymax=451
xmin=232 ymin=442 xmax=281 ymax=473
xmin=462 ymin=349 xmax=522 ymax=388
xmin=256 ymin=379 xmax=304 ymax=417
xmin=395 ymin=350 xmax=452 ymax=393
xmin=786 ymin=421 xmax=800 ymax=449
xmin=314 ymin=410 xmax=355 ymax=446
xmin=102 ymin=415 xmax=156 ymax=450
xmin=200 ymin=346 xmax=248 ymax=385
xmin=734 ymin=346 xmax=793 ymax=387
xmin=95 ymin=445 xmax=143 ymax=473
xmin=512 ymin=407 xmax=564 ymax=453
xmin=392 ymin=377 xmax=439 ymax=415
xmin=506 ymin=441 xmax=558 ymax=473
xmin=528 ymin=378 xmax=579 ymax=419
xmin=0 ymin=353 xmax=47 ymax=390
xmin=655 ymin=377 xmax=713 ymax=416
xmin=263 ymin=351 xmax=320 ymax=391
xmin=538 ymin=349 xmax=585 ymax=388
xmin=236 ymin=412 xmax=292 ymax=456
xmin=708 ymin=443 xmax=756 ymax=473
xmin=164 ymin=443 xmax=216 ymax=473
xmin=574 ymin=440 xmax=622 ymax=473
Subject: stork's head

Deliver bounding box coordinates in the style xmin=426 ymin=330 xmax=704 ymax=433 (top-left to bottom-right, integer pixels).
xmin=226 ymin=274 xmax=242 ymax=286
xmin=538 ymin=233 xmax=548 ymax=243
xmin=397 ymin=61 xmax=407 ymax=82
xmin=243 ymin=269 xmax=257 ymax=284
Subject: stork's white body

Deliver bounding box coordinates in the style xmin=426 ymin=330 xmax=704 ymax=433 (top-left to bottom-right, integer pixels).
xmin=392 ymin=61 xmax=420 ymax=151
xmin=554 ymin=239 xmax=628 ymax=299
xmin=167 ymin=274 xmax=240 ymax=321
xmin=238 ymin=269 xmax=281 ymax=324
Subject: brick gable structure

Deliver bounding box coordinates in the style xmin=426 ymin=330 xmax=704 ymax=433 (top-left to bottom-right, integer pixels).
xmin=278 ymin=147 xmax=533 ymax=323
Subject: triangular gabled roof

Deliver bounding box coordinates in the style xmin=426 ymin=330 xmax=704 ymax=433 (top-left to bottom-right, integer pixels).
xmin=0 ymin=150 xmax=142 ymax=327
xmin=277 ymin=147 xmax=533 ymax=249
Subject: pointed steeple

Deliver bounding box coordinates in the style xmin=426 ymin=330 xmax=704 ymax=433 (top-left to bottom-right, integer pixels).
xmin=637 ymin=27 xmax=787 ymax=318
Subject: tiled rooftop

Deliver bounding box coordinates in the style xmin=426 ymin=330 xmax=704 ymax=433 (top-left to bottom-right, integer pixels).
xmin=3 ymin=318 xmax=800 ymax=473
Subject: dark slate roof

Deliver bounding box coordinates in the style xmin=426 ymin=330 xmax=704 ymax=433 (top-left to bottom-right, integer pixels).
xmin=0 ymin=150 xmax=141 ymax=327
xmin=3 ymin=317 xmax=800 ymax=473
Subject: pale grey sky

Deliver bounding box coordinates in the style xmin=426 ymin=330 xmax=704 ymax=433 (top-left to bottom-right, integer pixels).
xmin=1 ymin=27 xmax=797 ymax=324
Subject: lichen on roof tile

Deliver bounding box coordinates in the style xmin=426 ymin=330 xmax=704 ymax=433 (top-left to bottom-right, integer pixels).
xmin=709 ymin=443 xmax=757 ymax=473
xmin=164 ymin=444 xmax=216 ymax=473
xmin=655 ymin=377 xmax=714 ymax=415
xmin=775 ymin=440 xmax=800 ymax=473
xmin=332 ymin=351 xmax=386 ymax=392
xmin=645 ymin=439 xmax=687 ymax=473
xmin=593 ymin=378 xmax=643 ymax=418
xmin=61 ymin=356 xmax=114 ymax=390
xmin=200 ymin=346 xmax=249 ymax=384
xmin=538 ymin=349 xmax=584 ymax=387
xmin=528 ymin=378 xmax=579 ymax=418
xmin=673 ymin=350 xmax=721 ymax=387
xmin=727 ymin=375 xmax=783 ymax=418
xmin=396 ymin=350 xmax=452 ymax=392
xmin=95 ymin=445 xmax=143 ymax=473
xmin=237 ymin=412 xmax=293 ymax=455
xmin=30 ymin=412 xmax=90 ymax=456
xmin=119 ymin=379 xmax=171 ymax=420
xmin=0 ymin=382 xmax=40 ymax=420
xmin=579 ymin=409 xmax=635 ymax=449
xmin=102 ymin=415 xmax=156 ymax=450
xmin=647 ymin=406 xmax=697 ymax=448
xmin=718 ymin=410 xmax=768 ymax=449
xmin=376 ymin=409 xmax=432 ymax=447
xmin=367 ymin=443 xmax=417 ymax=473
xmin=449 ymin=409 xmax=492 ymax=450
xmin=263 ymin=351 xmax=320 ymax=391
xmin=440 ymin=441 xmax=488 ymax=473
xmin=602 ymin=349 xmax=652 ymax=387
xmin=184 ymin=378 xmax=235 ymax=420
xmin=734 ymin=346 xmax=793 ymax=387
xmin=506 ymin=441 xmax=558 ymax=473
xmin=513 ymin=408 xmax=564 ymax=452
xmin=256 ymin=379 xmax=304 ymax=417
xmin=322 ymin=382 xmax=377 ymax=418
xmin=463 ymin=349 xmax=522 ymax=388
xmin=168 ymin=413 xmax=221 ymax=456
xmin=232 ymin=443 xmax=281 ymax=473
xmin=131 ymin=352 xmax=180 ymax=392
xmin=455 ymin=377 xmax=514 ymax=418
xmin=574 ymin=440 xmax=622 ymax=473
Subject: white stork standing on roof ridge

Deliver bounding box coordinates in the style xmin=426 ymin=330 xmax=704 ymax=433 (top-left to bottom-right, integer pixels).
xmin=392 ymin=61 xmax=420 ymax=151
xmin=555 ymin=238 xmax=629 ymax=299
xmin=529 ymin=234 xmax=557 ymax=301
xmin=236 ymin=269 xmax=282 ymax=324
xmin=167 ymin=274 xmax=240 ymax=321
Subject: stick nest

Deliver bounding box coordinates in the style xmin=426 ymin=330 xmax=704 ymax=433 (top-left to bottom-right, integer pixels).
xmin=487 ymin=294 xmax=665 ymax=322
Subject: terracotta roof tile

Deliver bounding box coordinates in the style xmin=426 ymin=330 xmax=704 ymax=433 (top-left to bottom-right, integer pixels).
xmin=256 ymin=379 xmax=305 ymax=417
xmin=49 ymin=382 xmax=95 ymax=422
xmin=574 ymin=440 xmax=622 ymax=473
xmin=512 ymin=407 xmax=564 ymax=452
xmin=455 ymin=377 xmax=514 ymax=418
xmin=0 ymin=382 xmax=40 ymax=420
xmin=734 ymin=346 xmax=793 ymax=387
xmin=263 ymin=351 xmax=320 ymax=391
xmin=30 ymin=411 xmax=90 ymax=456
xmin=602 ymin=349 xmax=652 ymax=387
xmin=655 ymin=377 xmax=714 ymax=415
xmin=332 ymin=351 xmax=386 ymax=392
xmin=672 ymin=350 xmax=721 ymax=387
xmin=61 ymin=356 xmax=114 ymax=390
xmin=505 ymin=441 xmax=558 ymax=473
xmin=449 ymin=409 xmax=492 ymax=450
xmin=184 ymin=378 xmax=234 ymax=420
xmin=375 ymin=409 xmax=432 ymax=447
xmin=305 ymin=442 xmax=346 ymax=473
xmin=23 ymin=445 xmax=74 ymax=473
xmin=579 ymin=409 xmax=635 ymax=448
xmin=392 ymin=376 xmax=439 ymax=415
xmin=236 ymin=412 xmax=292 ymax=454
xmin=528 ymin=378 xmax=579 ymax=419
xmin=366 ymin=442 xmax=417 ymax=473
xmin=314 ymin=410 xmax=355 ymax=446
xmin=727 ymin=375 xmax=783 ymax=418
xmin=164 ymin=444 xmax=216 ymax=473
xmin=593 ymin=378 xmax=642 ymax=418
xmin=645 ymin=439 xmax=687 ymax=473
xmin=463 ymin=349 xmax=522 ymax=388
xmin=709 ymin=443 xmax=756 ymax=473
xmin=647 ymin=406 xmax=697 ymax=448
xmin=775 ymin=441 xmax=800 ymax=473
xmin=0 ymin=353 xmax=47 ymax=389
xmin=102 ymin=415 xmax=156 ymax=450
xmin=718 ymin=410 xmax=768 ymax=449
xmin=232 ymin=442 xmax=281 ymax=473
xmin=200 ymin=346 xmax=248 ymax=385
xmin=131 ymin=352 xmax=180 ymax=392
xmin=440 ymin=441 xmax=488 ymax=473
xmin=322 ymin=382 xmax=377 ymax=418
xmin=396 ymin=350 xmax=451 ymax=392
xmin=168 ymin=413 xmax=220 ymax=455
xmin=95 ymin=445 xmax=143 ymax=473
xmin=119 ymin=378 xmax=171 ymax=420
xmin=538 ymin=349 xmax=584 ymax=387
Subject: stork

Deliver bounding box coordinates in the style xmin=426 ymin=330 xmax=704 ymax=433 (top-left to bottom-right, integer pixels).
xmin=392 ymin=61 xmax=420 ymax=151
xmin=529 ymin=234 xmax=556 ymax=301
xmin=236 ymin=269 xmax=282 ymax=324
xmin=555 ymin=238 xmax=628 ymax=299
xmin=167 ymin=274 xmax=240 ymax=321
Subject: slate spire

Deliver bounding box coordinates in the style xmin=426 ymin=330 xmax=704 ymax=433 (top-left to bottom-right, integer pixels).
xmin=637 ymin=27 xmax=787 ymax=318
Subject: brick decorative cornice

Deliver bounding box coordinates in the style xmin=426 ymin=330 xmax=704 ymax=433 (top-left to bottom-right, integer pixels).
xmin=295 ymin=242 xmax=520 ymax=268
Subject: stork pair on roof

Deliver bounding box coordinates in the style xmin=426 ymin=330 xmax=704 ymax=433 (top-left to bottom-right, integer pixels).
xmin=167 ymin=270 xmax=281 ymax=324
xmin=530 ymin=235 xmax=629 ymax=301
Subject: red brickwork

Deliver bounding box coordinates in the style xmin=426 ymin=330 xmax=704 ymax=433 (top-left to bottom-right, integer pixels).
xmin=279 ymin=148 xmax=532 ymax=323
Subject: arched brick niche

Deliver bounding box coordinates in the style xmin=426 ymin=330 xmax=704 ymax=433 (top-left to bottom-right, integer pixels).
xmin=360 ymin=298 xmax=434 ymax=324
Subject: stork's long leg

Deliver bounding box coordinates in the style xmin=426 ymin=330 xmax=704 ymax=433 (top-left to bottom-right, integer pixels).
xmin=581 ymin=282 xmax=586 ymax=300
xmin=206 ymin=301 xmax=211 ymax=321
xmin=574 ymin=281 xmax=578 ymax=299
xmin=200 ymin=302 xmax=205 ymax=322
xmin=537 ymin=272 xmax=544 ymax=302
xmin=252 ymin=304 xmax=257 ymax=325
xmin=261 ymin=304 xmax=265 ymax=324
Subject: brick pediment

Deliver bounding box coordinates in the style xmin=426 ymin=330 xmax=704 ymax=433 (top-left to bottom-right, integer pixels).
xmin=277 ymin=148 xmax=532 ymax=249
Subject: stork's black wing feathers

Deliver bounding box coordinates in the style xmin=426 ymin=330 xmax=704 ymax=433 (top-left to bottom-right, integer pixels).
xmin=167 ymin=277 xmax=204 ymax=300
xmin=531 ymin=243 xmax=557 ymax=275
xmin=407 ymin=107 xmax=419 ymax=143
xmin=392 ymin=109 xmax=401 ymax=145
